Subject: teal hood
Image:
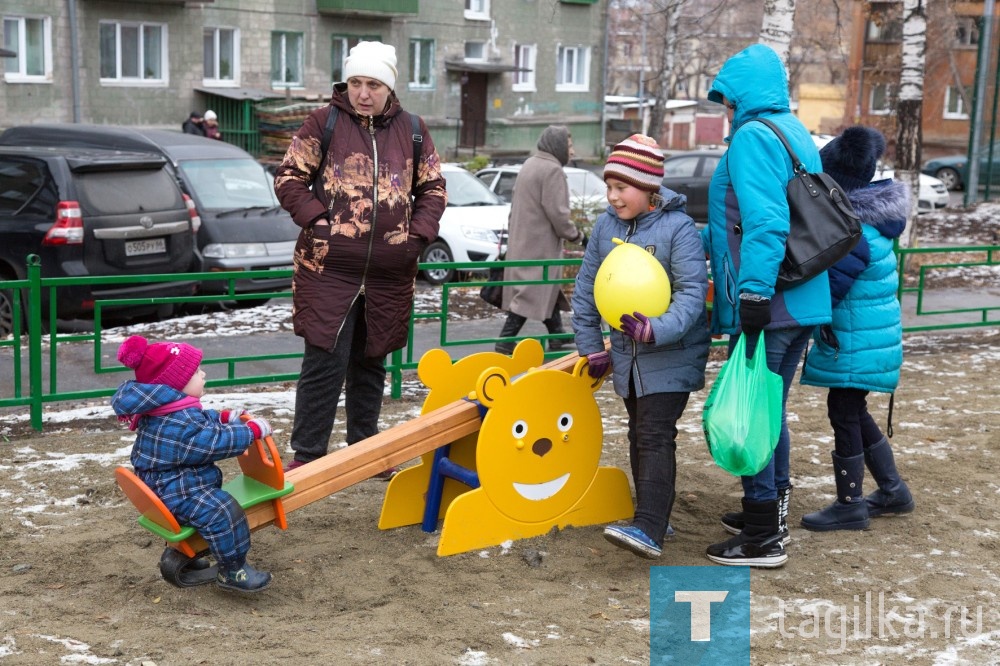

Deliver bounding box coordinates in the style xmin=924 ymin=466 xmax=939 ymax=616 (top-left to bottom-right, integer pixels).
xmin=708 ymin=44 xmax=790 ymax=135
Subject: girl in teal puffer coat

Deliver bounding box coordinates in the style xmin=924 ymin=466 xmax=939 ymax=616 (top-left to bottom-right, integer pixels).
xmin=800 ymin=126 xmax=915 ymax=532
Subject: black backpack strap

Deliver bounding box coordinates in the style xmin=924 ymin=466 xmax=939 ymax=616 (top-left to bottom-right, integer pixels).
xmin=313 ymin=105 xmax=339 ymax=190
xmin=409 ymin=112 xmax=423 ymax=198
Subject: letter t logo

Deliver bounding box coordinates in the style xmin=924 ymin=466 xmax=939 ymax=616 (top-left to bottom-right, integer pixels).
xmin=675 ymin=590 xmax=729 ymax=641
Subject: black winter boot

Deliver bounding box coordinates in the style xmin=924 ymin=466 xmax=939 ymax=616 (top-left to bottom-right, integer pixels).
xmin=801 ymin=452 xmax=870 ymax=531
xmin=721 ymin=486 xmax=791 ymax=545
xmin=706 ymin=499 xmax=787 ymax=568
xmin=863 ymin=437 xmax=915 ymax=516
xmin=495 ymin=313 xmax=526 ymax=355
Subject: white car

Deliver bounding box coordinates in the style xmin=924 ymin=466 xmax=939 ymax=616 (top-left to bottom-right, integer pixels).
xmin=871 ymin=163 xmax=950 ymax=214
xmin=811 ymin=134 xmax=948 ymax=214
xmin=423 ymin=164 xmax=511 ymax=284
xmin=475 ymin=164 xmax=607 ymax=210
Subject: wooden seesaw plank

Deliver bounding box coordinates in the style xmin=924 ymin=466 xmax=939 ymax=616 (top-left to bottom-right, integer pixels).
xmin=177 ymin=349 xmax=587 ymax=554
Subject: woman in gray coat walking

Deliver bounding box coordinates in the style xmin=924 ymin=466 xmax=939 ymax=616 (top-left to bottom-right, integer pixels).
xmin=495 ymin=125 xmax=587 ymax=354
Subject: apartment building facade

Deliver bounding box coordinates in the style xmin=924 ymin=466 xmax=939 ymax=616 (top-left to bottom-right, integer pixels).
xmin=1 ymin=0 xmax=607 ymax=159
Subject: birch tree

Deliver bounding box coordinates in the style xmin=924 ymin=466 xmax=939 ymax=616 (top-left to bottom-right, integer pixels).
xmin=760 ymin=0 xmax=797 ymax=67
xmin=896 ymin=0 xmax=928 ymax=248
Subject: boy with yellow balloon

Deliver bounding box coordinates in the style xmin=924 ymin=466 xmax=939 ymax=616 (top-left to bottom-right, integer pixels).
xmin=571 ymin=134 xmax=711 ymax=559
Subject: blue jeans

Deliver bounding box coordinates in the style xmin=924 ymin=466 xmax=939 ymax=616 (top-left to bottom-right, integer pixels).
xmin=729 ymin=327 xmax=813 ymax=501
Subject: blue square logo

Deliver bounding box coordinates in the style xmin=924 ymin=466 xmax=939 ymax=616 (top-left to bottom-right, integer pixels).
xmin=650 ymin=566 xmax=750 ymax=664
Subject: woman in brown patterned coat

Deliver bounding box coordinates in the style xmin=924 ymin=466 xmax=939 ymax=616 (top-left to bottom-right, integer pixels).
xmin=274 ymin=41 xmax=447 ymax=475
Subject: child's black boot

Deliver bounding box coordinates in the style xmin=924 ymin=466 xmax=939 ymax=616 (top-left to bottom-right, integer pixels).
xmin=863 ymin=437 xmax=915 ymax=516
xmin=216 ymin=561 xmax=272 ymax=593
xmin=706 ymin=498 xmax=787 ymax=568
xmin=721 ymin=485 xmax=792 ymax=545
xmin=801 ymin=452 xmax=870 ymax=531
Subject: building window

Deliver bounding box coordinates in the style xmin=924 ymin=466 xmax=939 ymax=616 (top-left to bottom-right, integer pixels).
xmin=271 ymin=31 xmax=303 ymax=87
xmin=464 ymin=41 xmax=486 ymax=62
xmin=331 ymin=34 xmax=381 ymax=85
xmin=944 ymin=85 xmax=972 ymax=120
xmin=409 ymin=39 xmax=434 ymax=89
xmin=513 ymin=43 xmax=536 ymax=92
xmin=866 ymin=19 xmax=902 ymax=42
xmin=99 ymin=21 xmax=166 ymax=83
xmin=869 ymin=83 xmax=893 ymax=115
xmin=955 ymin=18 xmax=979 ymax=47
xmin=556 ymin=45 xmax=590 ymax=92
xmin=203 ymin=27 xmax=238 ymax=85
xmin=465 ymin=0 xmax=490 ymax=20
xmin=3 ymin=15 xmax=51 ymax=82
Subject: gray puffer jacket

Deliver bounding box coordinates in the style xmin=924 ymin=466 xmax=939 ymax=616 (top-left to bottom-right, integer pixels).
xmin=572 ymin=186 xmax=710 ymax=398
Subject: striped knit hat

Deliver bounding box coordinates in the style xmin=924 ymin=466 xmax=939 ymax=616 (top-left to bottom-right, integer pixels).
xmin=603 ymin=134 xmax=664 ymax=192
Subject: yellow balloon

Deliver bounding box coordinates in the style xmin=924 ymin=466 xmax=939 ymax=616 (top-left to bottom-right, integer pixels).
xmin=594 ymin=238 xmax=671 ymax=330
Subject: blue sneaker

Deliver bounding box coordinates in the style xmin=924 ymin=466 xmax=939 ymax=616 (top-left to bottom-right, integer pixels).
xmin=603 ymin=525 xmax=662 ymax=559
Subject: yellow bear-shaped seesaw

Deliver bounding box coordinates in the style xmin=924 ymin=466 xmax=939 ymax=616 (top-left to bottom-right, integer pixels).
xmin=378 ymin=338 xmax=635 ymax=556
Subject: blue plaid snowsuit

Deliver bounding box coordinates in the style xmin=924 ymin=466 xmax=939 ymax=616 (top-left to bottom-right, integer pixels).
xmin=111 ymin=380 xmax=256 ymax=568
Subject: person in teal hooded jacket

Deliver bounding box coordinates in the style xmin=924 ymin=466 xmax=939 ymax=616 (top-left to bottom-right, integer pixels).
xmin=799 ymin=126 xmax=915 ymax=533
xmin=701 ymin=44 xmax=832 ymax=568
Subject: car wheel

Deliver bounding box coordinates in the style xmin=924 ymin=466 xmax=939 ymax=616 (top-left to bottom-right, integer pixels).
xmin=0 ymin=284 xmax=16 ymax=338
xmin=933 ymin=167 xmax=962 ymax=191
xmin=420 ymin=241 xmax=455 ymax=285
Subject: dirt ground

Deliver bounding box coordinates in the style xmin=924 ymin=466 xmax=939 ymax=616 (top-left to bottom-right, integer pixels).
xmin=1 ymin=326 xmax=998 ymax=665
xmin=2 ymin=207 xmax=999 ymax=665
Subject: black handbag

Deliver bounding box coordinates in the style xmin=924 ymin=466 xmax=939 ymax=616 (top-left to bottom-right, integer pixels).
xmin=479 ymin=262 xmax=505 ymax=308
xmin=743 ymin=118 xmax=862 ymax=291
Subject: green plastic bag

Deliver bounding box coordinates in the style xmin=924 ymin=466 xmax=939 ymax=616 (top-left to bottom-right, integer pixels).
xmin=702 ymin=334 xmax=783 ymax=477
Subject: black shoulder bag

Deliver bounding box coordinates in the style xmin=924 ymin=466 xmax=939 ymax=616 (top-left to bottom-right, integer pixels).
xmin=741 ymin=118 xmax=862 ymax=291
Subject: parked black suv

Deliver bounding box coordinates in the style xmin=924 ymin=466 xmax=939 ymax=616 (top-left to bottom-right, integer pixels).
xmin=0 ymin=145 xmax=198 ymax=336
xmin=0 ymin=125 xmax=299 ymax=299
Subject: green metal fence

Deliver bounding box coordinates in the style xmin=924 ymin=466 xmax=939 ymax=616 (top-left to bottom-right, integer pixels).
xmin=2 ymin=246 xmax=998 ymax=431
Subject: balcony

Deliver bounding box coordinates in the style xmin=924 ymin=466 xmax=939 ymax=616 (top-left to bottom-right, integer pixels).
xmin=317 ymin=0 xmax=418 ymax=16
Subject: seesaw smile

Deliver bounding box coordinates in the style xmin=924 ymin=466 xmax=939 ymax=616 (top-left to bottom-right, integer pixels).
xmin=513 ymin=472 xmax=570 ymax=501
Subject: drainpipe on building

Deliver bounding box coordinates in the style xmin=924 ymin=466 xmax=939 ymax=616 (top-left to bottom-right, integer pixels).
xmin=965 ymin=0 xmax=996 ymax=205
xmin=600 ymin=0 xmax=609 ymax=157
xmin=68 ymin=0 xmax=82 ymax=123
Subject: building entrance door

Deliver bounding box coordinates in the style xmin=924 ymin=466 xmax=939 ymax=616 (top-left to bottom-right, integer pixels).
xmin=460 ymin=73 xmax=487 ymax=148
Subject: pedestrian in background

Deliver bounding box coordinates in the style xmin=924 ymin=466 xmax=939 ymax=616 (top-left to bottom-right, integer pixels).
xmin=204 ymin=110 xmax=222 ymax=140
xmin=182 ymin=111 xmax=205 ymax=136
xmin=495 ymin=125 xmax=587 ymax=355
xmin=274 ymin=41 xmax=447 ymax=477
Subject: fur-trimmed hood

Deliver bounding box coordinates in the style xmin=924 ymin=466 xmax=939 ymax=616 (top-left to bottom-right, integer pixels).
xmin=848 ymin=179 xmax=910 ymax=240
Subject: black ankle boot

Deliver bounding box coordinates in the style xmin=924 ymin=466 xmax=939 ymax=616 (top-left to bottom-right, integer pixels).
xmin=495 ymin=312 xmax=526 ymax=354
xmin=707 ymin=498 xmax=787 ymax=568
xmin=801 ymin=452 xmax=870 ymax=531
xmin=863 ymin=437 xmax=915 ymax=516
xmin=722 ymin=486 xmax=791 ymax=544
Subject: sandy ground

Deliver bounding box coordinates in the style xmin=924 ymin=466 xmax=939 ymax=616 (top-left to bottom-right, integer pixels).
xmin=1 ymin=327 xmax=999 ymax=665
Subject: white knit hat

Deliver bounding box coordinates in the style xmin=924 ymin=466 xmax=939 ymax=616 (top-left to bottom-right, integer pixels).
xmin=344 ymin=41 xmax=398 ymax=90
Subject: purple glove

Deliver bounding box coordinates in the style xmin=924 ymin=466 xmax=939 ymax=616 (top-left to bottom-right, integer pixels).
xmin=586 ymin=351 xmax=611 ymax=379
xmin=620 ymin=312 xmax=654 ymax=344
xmin=220 ymin=408 xmax=248 ymax=424
xmin=247 ymin=417 xmax=272 ymax=440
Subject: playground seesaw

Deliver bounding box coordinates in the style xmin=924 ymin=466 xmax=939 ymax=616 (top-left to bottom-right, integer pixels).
xmin=117 ymin=344 xmax=609 ymax=586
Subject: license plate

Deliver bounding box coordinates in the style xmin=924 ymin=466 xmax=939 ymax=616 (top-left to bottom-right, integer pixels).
xmin=125 ymin=238 xmax=166 ymax=256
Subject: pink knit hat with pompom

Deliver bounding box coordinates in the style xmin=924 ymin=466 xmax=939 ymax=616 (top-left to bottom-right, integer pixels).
xmin=117 ymin=335 xmax=203 ymax=392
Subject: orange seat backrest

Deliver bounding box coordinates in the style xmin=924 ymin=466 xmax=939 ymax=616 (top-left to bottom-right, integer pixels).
xmin=114 ymin=467 xmax=182 ymax=536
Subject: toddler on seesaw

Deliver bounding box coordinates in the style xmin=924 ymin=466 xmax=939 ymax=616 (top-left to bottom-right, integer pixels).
xmin=111 ymin=335 xmax=274 ymax=593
